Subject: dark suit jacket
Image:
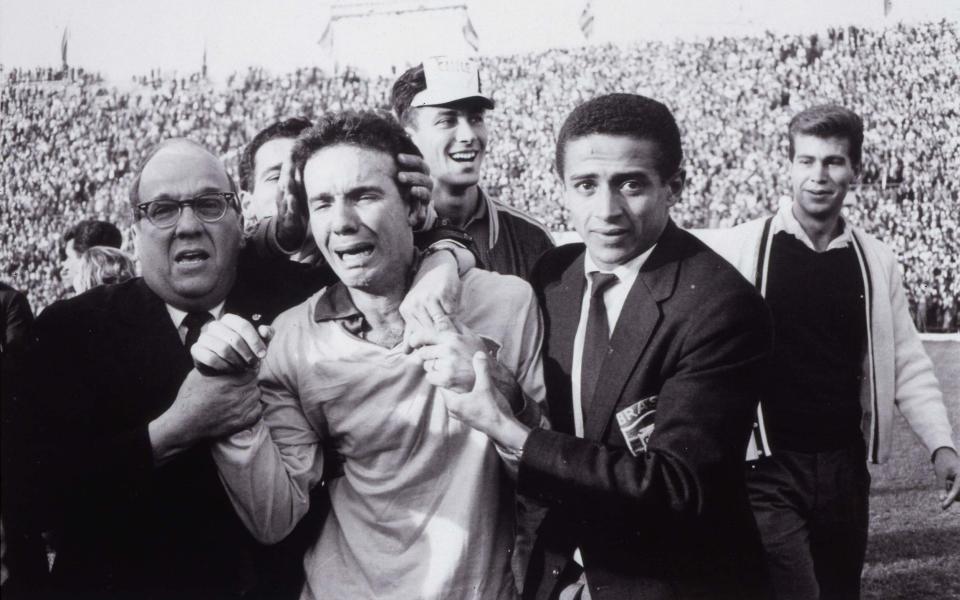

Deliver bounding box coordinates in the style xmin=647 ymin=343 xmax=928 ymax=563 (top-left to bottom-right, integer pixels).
xmin=26 ymin=248 xmax=335 ymax=600
xmin=519 ymin=221 xmax=773 ymax=600
xmin=1 ymin=281 xmax=34 ymax=354
xmin=2 ymin=283 xmax=51 ymax=597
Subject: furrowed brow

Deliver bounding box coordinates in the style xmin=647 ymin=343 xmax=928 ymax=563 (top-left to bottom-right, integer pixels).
xmin=346 ymin=185 xmax=385 ymax=198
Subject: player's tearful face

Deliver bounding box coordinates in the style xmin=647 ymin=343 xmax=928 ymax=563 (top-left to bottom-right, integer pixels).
xmin=561 ymin=134 xmax=682 ymax=271
xmin=407 ymin=105 xmax=487 ymax=189
xmin=303 ymin=145 xmax=419 ymax=295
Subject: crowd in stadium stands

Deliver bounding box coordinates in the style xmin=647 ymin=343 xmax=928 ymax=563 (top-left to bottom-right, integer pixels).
xmin=4 ymin=66 xmax=103 ymax=86
xmin=2 ymin=20 xmax=957 ymax=330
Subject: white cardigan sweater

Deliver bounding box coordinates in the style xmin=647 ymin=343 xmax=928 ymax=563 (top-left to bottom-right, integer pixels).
xmin=693 ymin=202 xmax=956 ymax=464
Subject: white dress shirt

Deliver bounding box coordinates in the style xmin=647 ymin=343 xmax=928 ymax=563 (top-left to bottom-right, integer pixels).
xmin=779 ymin=198 xmax=853 ymax=252
xmin=571 ymin=246 xmax=656 ymax=437
xmin=165 ymin=301 xmax=226 ymax=344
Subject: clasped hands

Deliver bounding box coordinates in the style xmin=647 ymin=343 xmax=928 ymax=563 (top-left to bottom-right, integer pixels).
xmin=177 ymin=306 xmax=522 ymax=451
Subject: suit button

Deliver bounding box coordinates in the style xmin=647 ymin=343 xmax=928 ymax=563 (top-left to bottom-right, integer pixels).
xmin=551 ymin=567 xmax=561 ymax=577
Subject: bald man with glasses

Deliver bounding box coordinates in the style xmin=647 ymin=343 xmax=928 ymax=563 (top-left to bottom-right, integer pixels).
xmin=23 ymin=139 xmax=320 ymax=600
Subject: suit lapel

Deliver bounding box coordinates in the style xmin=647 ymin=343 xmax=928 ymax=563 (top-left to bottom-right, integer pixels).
xmin=543 ymin=250 xmax=587 ymax=435
xmin=583 ymin=221 xmax=682 ymax=440
xmin=550 ymin=252 xmax=587 ymax=373
xmin=116 ymin=280 xmax=193 ymax=412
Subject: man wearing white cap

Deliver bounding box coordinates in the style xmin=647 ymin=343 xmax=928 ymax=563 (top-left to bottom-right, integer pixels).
xmin=392 ymin=57 xmax=554 ymax=281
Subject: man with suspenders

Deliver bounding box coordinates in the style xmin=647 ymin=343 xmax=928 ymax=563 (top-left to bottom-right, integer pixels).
xmin=697 ymin=104 xmax=958 ymax=600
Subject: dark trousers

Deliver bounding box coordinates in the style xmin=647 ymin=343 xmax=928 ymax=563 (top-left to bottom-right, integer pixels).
xmin=746 ymin=442 xmax=870 ymax=600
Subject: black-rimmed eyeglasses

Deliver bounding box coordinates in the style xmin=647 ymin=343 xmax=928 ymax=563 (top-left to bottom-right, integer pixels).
xmin=135 ymin=192 xmax=239 ymax=228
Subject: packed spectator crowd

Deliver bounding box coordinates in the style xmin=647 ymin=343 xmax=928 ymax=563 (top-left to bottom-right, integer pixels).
xmin=2 ymin=20 xmax=958 ymax=330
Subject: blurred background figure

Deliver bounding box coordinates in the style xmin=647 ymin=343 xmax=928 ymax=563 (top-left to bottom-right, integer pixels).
xmin=71 ymin=246 xmax=136 ymax=293
xmin=60 ymin=220 xmax=124 ymax=293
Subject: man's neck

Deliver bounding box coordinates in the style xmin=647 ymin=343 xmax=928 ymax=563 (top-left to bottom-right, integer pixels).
xmin=791 ymin=203 xmax=844 ymax=252
xmin=346 ymin=252 xmax=415 ymax=348
xmin=433 ymin=184 xmax=481 ymax=229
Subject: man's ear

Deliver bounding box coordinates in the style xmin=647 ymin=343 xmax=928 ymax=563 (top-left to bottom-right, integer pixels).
xmin=666 ymin=169 xmax=686 ymax=205
xmin=402 ymin=109 xmax=418 ymax=138
xmin=235 ymin=209 xmax=247 ymax=247
xmin=130 ymin=223 xmax=140 ymax=259
xmin=239 ymin=190 xmax=251 ymax=217
xmin=407 ymin=197 xmax=425 ymax=227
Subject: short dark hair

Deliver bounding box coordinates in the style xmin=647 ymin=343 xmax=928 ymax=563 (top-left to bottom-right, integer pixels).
xmin=391 ymin=64 xmax=426 ymax=126
xmin=555 ymin=93 xmax=683 ymax=181
xmin=239 ymin=117 xmax=312 ymax=192
xmin=128 ymin=138 xmax=238 ymax=209
xmin=63 ymin=220 xmax=122 ymax=257
xmin=788 ymin=104 xmax=864 ymax=169
xmin=289 ymin=110 xmax=423 ymax=214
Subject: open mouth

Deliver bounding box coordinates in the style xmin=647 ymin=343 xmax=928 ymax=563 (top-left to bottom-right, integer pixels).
xmin=334 ymin=243 xmax=375 ymax=263
xmin=593 ymin=228 xmax=629 ymax=237
xmin=449 ymin=151 xmax=479 ymax=162
xmin=174 ymin=249 xmax=210 ymax=264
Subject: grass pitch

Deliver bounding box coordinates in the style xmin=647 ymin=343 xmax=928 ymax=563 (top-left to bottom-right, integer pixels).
xmin=862 ymin=339 xmax=960 ymax=599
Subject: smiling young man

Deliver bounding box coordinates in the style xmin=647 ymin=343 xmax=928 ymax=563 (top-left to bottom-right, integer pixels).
xmin=207 ymin=111 xmax=546 ymax=599
xmin=435 ymin=93 xmax=774 ymax=599
xmin=391 ymin=57 xmax=554 ymax=280
xmin=697 ymin=105 xmax=959 ymax=599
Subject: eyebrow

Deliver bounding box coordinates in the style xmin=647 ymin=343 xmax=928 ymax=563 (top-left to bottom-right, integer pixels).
xmin=567 ymin=170 xmax=652 ymax=181
xmin=258 ymin=165 xmax=281 ymax=178
xmin=147 ymin=186 xmax=225 ymax=202
xmin=346 ymin=185 xmax=385 ymax=198
xmin=795 ymin=154 xmax=849 ymax=161
xmin=307 ymin=185 xmax=386 ymax=203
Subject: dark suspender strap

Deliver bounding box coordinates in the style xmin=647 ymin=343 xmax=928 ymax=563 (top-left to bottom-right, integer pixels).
xmin=850 ymin=232 xmax=880 ymax=463
xmin=754 ymin=217 xmax=774 ymax=290
xmin=749 ymin=216 xmax=775 ymax=460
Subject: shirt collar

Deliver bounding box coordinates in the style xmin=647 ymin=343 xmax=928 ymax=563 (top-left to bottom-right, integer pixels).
xmin=463 ymin=189 xmax=489 ymax=228
xmin=774 ymin=197 xmax=854 ymax=251
xmin=583 ymin=243 xmax=656 ymax=289
xmin=313 ymin=251 xmax=422 ymax=325
xmin=472 ymin=188 xmax=499 ymax=248
xmin=166 ymin=301 xmax=225 ymax=330
xmin=313 ymin=281 xmax=363 ymax=323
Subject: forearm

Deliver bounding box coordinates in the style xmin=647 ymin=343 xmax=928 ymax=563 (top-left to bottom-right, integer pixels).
xmin=148 ymin=412 xmax=196 ymax=465
xmin=491 ymin=417 xmax=532 ymax=476
xmin=414 ymin=226 xmax=481 ymax=270
xmin=514 ymin=290 xmax=769 ymax=522
xmin=431 ymin=243 xmax=476 ymax=275
xmin=211 ymin=419 xmax=322 ymax=544
xmin=890 ymin=273 xmax=956 ymax=455
xmin=246 ymin=216 xmax=291 ymax=258
xmin=42 ymin=419 xmax=157 ymax=508
xmin=32 ymin=376 xmax=156 ymax=501
xmin=517 ymin=428 xmax=700 ymax=522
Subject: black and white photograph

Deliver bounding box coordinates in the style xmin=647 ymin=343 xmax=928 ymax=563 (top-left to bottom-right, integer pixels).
xmin=1 ymin=1 xmax=958 ymax=598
